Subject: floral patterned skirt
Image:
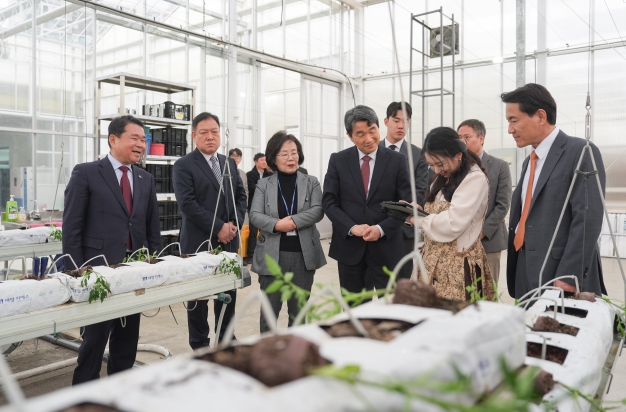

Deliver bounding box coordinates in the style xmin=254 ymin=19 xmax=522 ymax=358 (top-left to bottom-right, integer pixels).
xmin=419 ymin=199 xmax=495 ymax=301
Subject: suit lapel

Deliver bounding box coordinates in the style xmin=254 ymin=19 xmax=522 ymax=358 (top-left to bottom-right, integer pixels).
xmin=530 ymin=132 xmax=566 ymax=211
xmin=482 ymin=152 xmax=492 ymax=174
xmin=296 ymin=171 xmax=307 ymax=211
xmin=99 ymin=157 xmax=129 ymax=215
xmin=266 ymin=174 xmax=279 ymax=219
xmin=130 ymin=166 xmax=143 ymax=218
xmin=348 ymin=147 xmax=367 ymax=202
xmin=399 ymin=140 xmax=408 ymax=156
xmin=367 ymin=148 xmax=389 ymax=203
xmin=193 ymin=149 xmax=221 ymax=191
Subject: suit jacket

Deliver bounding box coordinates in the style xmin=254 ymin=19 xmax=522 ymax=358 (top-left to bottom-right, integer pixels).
xmin=507 ymin=131 xmax=606 ymax=298
xmin=480 ymin=152 xmax=512 ymax=253
xmin=62 ymin=157 xmax=161 ymax=267
xmin=249 ymin=172 xmax=327 ymax=276
xmin=323 ymin=146 xmax=412 ymax=266
xmin=247 ymin=167 xmax=273 ymax=211
xmin=238 ymin=169 xmax=249 ymax=201
xmin=379 ymin=140 xmax=429 ymax=239
xmin=173 ymin=149 xmax=247 ymax=254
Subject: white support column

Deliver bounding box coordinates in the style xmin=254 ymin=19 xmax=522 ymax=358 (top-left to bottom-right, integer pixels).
xmin=516 ymin=0 xmax=525 ymax=88
xmin=353 ymin=5 xmax=364 ymax=104
xmin=227 ymin=0 xmax=239 ymax=149
xmin=536 ymin=0 xmax=547 ymax=86
xmin=31 ymin=0 xmax=38 ymax=204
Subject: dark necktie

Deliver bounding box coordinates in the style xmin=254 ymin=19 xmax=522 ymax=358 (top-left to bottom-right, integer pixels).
xmin=361 ymin=155 xmax=371 ymax=197
xmin=210 ymin=156 xmax=224 ymax=193
xmin=389 ymin=144 xmax=397 ymax=151
xmin=119 ymin=166 xmax=133 ymax=249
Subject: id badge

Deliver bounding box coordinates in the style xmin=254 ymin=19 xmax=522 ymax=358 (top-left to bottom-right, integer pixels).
xmin=286 ymin=230 xmax=297 ymax=236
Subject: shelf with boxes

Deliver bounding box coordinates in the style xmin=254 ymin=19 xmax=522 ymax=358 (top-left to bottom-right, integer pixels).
xmin=148 ymin=126 xmax=189 ymax=158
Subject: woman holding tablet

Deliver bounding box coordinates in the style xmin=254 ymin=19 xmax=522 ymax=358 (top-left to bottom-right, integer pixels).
xmin=387 ymin=127 xmax=494 ymax=301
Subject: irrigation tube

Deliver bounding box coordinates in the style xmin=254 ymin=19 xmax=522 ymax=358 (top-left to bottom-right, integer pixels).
xmin=0 ymin=335 xmax=173 ymax=383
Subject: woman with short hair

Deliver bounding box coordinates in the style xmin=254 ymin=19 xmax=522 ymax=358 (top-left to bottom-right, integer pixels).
xmin=397 ymin=127 xmax=494 ymax=301
xmin=250 ymin=131 xmax=326 ymax=332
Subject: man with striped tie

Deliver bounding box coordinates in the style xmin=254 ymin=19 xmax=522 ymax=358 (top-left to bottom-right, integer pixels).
xmin=173 ymin=112 xmax=247 ymax=349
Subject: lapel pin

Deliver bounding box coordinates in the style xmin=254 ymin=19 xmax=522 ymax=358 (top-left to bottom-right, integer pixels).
xmin=139 ymin=175 xmax=143 ymax=178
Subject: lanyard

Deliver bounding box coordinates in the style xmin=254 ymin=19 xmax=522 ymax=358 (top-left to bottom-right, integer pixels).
xmin=277 ymin=176 xmax=297 ymax=216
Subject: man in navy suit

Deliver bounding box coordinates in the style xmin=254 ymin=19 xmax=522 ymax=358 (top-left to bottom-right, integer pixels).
xmin=173 ymin=112 xmax=247 ymax=349
xmin=323 ymin=105 xmax=412 ymax=293
xmin=63 ymin=115 xmax=161 ymax=385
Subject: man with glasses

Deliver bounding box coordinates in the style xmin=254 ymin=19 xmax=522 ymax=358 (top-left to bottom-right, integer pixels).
xmin=457 ymin=119 xmax=512 ymax=285
xmin=229 ymin=148 xmax=249 ymax=200
xmin=173 ymin=112 xmax=247 ymax=348
xmin=63 ymin=115 xmax=161 ymax=384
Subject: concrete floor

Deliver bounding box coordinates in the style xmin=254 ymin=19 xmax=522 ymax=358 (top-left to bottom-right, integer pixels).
xmin=1 ymin=239 xmax=625 ymax=409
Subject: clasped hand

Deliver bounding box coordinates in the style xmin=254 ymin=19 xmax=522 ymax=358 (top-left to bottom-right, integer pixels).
xmin=351 ymin=224 xmax=381 ymax=241
xmin=275 ymin=216 xmax=297 ymax=233
xmin=217 ymin=221 xmax=238 ymax=244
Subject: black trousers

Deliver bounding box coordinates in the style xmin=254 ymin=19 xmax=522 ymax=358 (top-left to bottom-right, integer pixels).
xmin=338 ymin=248 xmax=394 ymax=296
xmin=396 ymin=237 xmax=416 ymax=280
xmin=72 ymin=313 xmax=141 ymax=385
xmin=247 ymin=223 xmax=259 ymax=259
xmin=187 ymin=289 xmax=237 ymax=350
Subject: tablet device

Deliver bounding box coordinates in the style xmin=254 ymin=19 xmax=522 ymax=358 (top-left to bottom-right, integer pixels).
xmin=381 ymin=201 xmax=430 ymax=217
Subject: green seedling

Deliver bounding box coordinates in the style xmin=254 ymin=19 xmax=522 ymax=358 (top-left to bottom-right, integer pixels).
xmin=219 ymin=254 xmax=241 ymax=277
xmin=80 ymin=268 xmax=111 ymax=303
xmin=49 ymin=224 xmax=62 ymax=241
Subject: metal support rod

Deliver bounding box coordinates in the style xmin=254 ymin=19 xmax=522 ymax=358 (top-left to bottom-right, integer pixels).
xmin=516 ymin=0 xmax=526 ymax=87
xmin=439 ymin=6 xmax=443 ymax=126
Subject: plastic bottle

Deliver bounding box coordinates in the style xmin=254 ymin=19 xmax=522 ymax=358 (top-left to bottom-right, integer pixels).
xmin=6 ymin=195 xmax=18 ymax=222
xmin=17 ymin=207 xmax=26 ymax=222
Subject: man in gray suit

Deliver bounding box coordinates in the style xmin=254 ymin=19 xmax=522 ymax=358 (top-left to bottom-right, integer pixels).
xmin=457 ymin=119 xmax=511 ymax=284
xmin=379 ymin=102 xmax=429 ymax=279
xmin=502 ymin=83 xmax=606 ymax=298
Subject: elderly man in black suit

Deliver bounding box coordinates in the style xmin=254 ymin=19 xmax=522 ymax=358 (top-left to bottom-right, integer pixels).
xmin=457 ymin=119 xmax=512 ymax=285
xmin=63 ymin=115 xmax=161 ymax=385
xmin=379 ymin=102 xmax=429 ymax=279
xmin=502 ymin=83 xmax=606 ymax=298
xmin=323 ymin=105 xmax=412 ymax=293
xmin=173 ymin=112 xmax=247 ymax=349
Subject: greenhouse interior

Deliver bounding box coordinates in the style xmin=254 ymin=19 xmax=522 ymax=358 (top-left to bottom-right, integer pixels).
xmin=0 ymin=0 xmax=625 ymax=411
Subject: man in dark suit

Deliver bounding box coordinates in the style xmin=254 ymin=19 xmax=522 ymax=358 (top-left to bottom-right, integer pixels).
xmin=457 ymin=119 xmax=511 ymax=285
xmin=63 ymin=115 xmax=161 ymax=385
xmin=173 ymin=112 xmax=247 ymax=349
xmin=323 ymin=105 xmax=412 ymax=293
xmin=246 ymin=153 xmax=272 ymax=265
xmin=502 ymin=83 xmax=606 ymax=298
xmin=379 ymin=102 xmax=429 ymax=279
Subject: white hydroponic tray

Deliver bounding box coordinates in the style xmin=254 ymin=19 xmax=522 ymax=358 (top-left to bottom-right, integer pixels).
xmin=0 ymin=227 xmax=58 ymax=247
xmin=0 ymin=299 xmax=528 ymax=412
xmin=524 ymin=290 xmax=617 ymax=412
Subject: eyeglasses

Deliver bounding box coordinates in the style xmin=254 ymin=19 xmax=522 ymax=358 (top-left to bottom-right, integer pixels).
xmin=277 ymin=152 xmax=299 ymax=160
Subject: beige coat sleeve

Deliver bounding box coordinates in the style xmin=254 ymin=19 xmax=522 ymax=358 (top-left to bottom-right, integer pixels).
xmin=421 ymin=169 xmax=489 ymax=247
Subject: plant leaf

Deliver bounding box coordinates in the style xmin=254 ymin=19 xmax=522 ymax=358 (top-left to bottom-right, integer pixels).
xmin=284 ymin=272 xmax=294 ymax=282
xmin=265 ymin=280 xmax=284 ymax=294
xmin=265 ymin=254 xmax=283 ymax=277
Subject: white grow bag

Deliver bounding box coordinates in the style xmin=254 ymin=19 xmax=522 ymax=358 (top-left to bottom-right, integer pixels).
xmin=0 ymin=278 xmax=71 ymax=317
xmin=0 ymin=227 xmax=58 ymax=247
xmin=390 ymin=301 xmax=527 ymax=394
xmin=523 ymin=290 xmax=616 ymax=412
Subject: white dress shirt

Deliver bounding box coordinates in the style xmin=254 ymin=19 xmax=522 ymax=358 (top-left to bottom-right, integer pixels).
xmin=520 ymin=127 xmax=560 ymax=204
xmin=384 ymin=137 xmax=404 ymax=152
xmin=421 ymin=165 xmax=489 ymax=251
xmin=351 ymin=147 xmax=384 ymax=238
xmin=107 ymin=153 xmax=134 ymax=196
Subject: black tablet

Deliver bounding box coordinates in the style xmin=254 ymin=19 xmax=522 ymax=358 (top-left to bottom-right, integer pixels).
xmin=381 ymin=201 xmax=430 ymax=217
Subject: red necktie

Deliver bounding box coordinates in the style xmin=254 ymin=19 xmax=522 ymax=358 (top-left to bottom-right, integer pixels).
xmin=361 ymin=155 xmax=371 ymax=197
xmin=514 ymin=152 xmax=538 ymax=251
xmin=119 ymin=166 xmax=133 ymax=249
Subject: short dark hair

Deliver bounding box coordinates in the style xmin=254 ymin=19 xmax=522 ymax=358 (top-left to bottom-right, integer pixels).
xmin=192 ymin=112 xmax=220 ymax=131
xmin=253 ymin=152 xmax=266 ymax=162
xmin=265 ymin=131 xmax=304 ymax=171
xmin=500 ymin=83 xmax=557 ymax=125
xmin=457 ymin=119 xmax=486 ymax=137
xmin=344 ymin=105 xmax=379 ymax=137
xmin=229 ymin=148 xmax=242 ymax=157
xmin=386 ymin=101 xmax=412 ymax=120
xmin=108 ymin=115 xmax=144 ymax=148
